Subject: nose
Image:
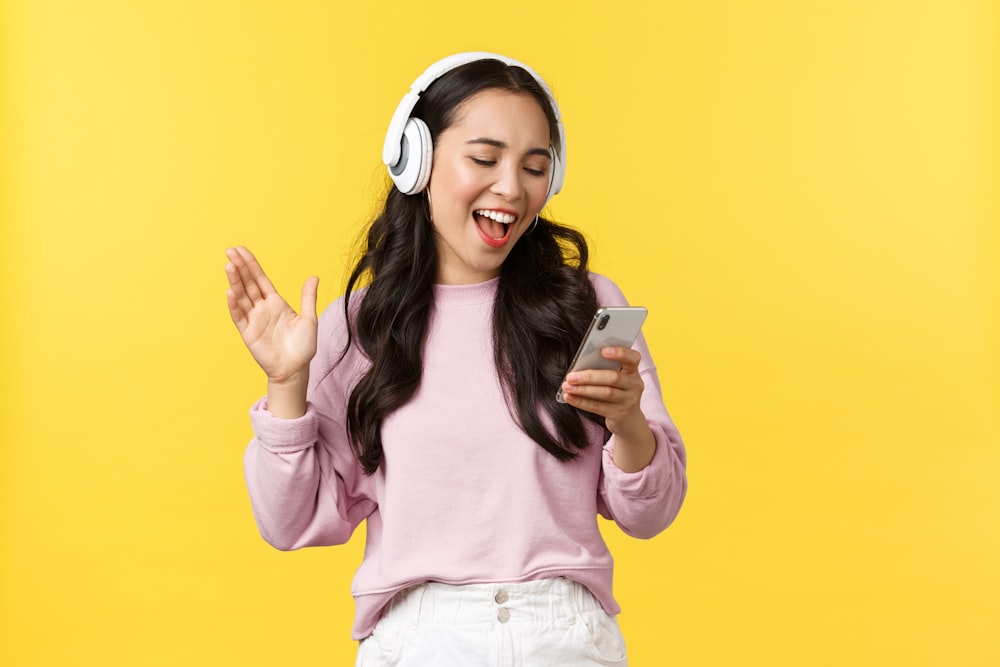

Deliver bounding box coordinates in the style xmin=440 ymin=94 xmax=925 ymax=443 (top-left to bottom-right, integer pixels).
xmin=489 ymin=162 xmax=526 ymax=201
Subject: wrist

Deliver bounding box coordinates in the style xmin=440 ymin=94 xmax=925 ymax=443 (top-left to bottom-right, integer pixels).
xmin=607 ymin=407 xmax=649 ymax=442
xmin=267 ymin=368 xmax=309 ymax=390
xmin=266 ymin=371 xmax=309 ymax=419
xmin=608 ymin=412 xmax=656 ymax=472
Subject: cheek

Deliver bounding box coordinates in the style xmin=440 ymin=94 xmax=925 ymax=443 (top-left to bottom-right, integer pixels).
xmin=430 ymin=165 xmax=482 ymax=213
xmin=528 ymin=179 xmax=549 ymax=213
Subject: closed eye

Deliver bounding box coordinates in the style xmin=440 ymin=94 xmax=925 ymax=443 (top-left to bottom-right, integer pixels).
xmin=469 ymin=154 xmax=547 ymax=177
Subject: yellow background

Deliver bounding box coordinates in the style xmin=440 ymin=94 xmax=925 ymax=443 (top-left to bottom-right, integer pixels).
xmin=2 ymin=1 xmax=998 ymax=665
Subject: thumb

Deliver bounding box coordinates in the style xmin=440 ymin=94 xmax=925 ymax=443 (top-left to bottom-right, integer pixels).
xmin=301 ymin=276 xmax=319 ymax=319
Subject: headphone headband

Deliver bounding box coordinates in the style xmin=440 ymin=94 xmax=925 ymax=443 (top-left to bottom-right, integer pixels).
xmin=382 ymin=52 xmax=566 ymax=202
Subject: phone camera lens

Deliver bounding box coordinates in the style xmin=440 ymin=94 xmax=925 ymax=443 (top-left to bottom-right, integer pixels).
xmin=597 ymin=314 xmax=610 ymax=330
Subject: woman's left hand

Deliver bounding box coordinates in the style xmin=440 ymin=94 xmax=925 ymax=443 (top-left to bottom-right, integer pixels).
xmin=559 ymin=346 xmax=656 ymax=471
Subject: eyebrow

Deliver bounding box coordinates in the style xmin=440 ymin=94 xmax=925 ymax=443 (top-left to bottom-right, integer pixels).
xmin=466 ymin=138 xmax=552 ymax=159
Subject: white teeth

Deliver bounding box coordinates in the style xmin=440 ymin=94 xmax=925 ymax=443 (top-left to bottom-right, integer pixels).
xmin=474 ymin=209 xmax=516 ymax=224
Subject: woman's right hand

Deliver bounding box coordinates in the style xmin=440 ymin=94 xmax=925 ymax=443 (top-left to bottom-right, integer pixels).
xmin=225 ymin=246 xmax=319 ymax=390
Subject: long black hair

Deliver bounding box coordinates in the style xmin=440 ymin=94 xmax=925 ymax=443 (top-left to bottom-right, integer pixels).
xmin=342 ymin=59 xmax=601 ymax=475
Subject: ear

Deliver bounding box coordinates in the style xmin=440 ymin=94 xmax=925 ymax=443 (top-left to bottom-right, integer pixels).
xmin=387 ymin=118 xmax=433 ymax=195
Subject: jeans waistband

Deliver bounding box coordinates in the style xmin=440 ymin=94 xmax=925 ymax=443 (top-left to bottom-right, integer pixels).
xmin=378 ymin=577 xmax=603 ymax=630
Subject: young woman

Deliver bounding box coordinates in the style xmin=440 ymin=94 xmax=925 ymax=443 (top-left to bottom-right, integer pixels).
xmin=225 ymin=53 xmax=687 ymax=666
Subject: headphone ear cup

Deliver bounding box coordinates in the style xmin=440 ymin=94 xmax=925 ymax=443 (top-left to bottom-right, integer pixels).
xmin=544 ymin=148 xmax=564 ymax=206
xmin=388 ymin=118 xmax=433 ymax=195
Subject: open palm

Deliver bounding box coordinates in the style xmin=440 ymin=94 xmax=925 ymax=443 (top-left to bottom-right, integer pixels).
xmin=225 ymin=246 xmax=318 ymax=383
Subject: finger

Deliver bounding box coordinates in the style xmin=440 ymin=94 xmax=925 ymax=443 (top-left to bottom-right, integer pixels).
xmin=225 ymin=247 xmax=263 ymax=304
xmin=225 ymin=259 xmax=251 ymax=331
xmin=562 ymin=368 xmax=643 ymax=403
xmin=225 ymin=246 xmax=250 ymax=282
xmin=225 ymin=258 xmax=247 ymax=296
xmin=225 ymin=261 xmax=248 ymax=307
xmin=561 ymin=380 xmax=644 ymax=424
xmin=601 ymin=346 xmax=642 ymax=373
xmin=565 ymin=368 xmax=621 ymax=388
xmin=301 ymin=276 xmax=319 ymax=320
xmin=226 ymin=287 xmax=249 ymax=331
xmin=231 ymin=246 xmax=275 ymax=303
xmin=559 ymin=388 xmax=619 ymax=418
xmin=232 ymin=246 xmax=267 ymax=303
xmin=561 ymin=380 xmax=621 ymax=404
xmin=225 ymin=261 xmax=254 ymax=322
xmin=236 ymin=246 xmax=278 ymax=295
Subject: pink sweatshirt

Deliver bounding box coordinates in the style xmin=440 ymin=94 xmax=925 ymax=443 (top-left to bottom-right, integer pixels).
xmin=244 ymin=274 xmax=687 ymax=640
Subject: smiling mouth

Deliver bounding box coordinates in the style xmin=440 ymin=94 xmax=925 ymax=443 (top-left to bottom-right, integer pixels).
xmin=473 ymin=209 xmax=517 ymax=241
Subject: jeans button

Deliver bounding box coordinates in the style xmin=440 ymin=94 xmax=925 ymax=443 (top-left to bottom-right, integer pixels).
xmin=494 ymin=590 xmax=509 ymax=604
xmin=497 ymin=607 xmax=511 ymax=623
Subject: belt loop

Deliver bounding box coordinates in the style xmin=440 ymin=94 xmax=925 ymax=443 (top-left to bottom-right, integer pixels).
xmin=567 ymin=578 xmax=586 ymax=616
xmin=412 ymin=584 xmax=428 ymax=629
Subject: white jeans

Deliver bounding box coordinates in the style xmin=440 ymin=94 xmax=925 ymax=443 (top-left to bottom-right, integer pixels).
xmin=356 ymin=578 xmax=628 ymax=666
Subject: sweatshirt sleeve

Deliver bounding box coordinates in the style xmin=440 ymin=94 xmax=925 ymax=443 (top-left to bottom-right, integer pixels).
xmin=591 ymin=274 xmax=688 ymax=539
xmin=243 ymin=301 xmax=376 ymax=551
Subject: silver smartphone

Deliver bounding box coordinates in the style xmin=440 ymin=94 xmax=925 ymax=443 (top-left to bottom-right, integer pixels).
xmin=556 ymin=306 xmax=648 ymax=403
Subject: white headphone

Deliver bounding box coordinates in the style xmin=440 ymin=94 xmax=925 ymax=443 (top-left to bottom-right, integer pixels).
xmin=382 ymin=52 xmax=567 ymax=205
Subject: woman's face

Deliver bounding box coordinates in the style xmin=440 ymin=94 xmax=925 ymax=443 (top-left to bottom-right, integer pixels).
xmin=426 ymin=89 xmax=552 ymax=285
